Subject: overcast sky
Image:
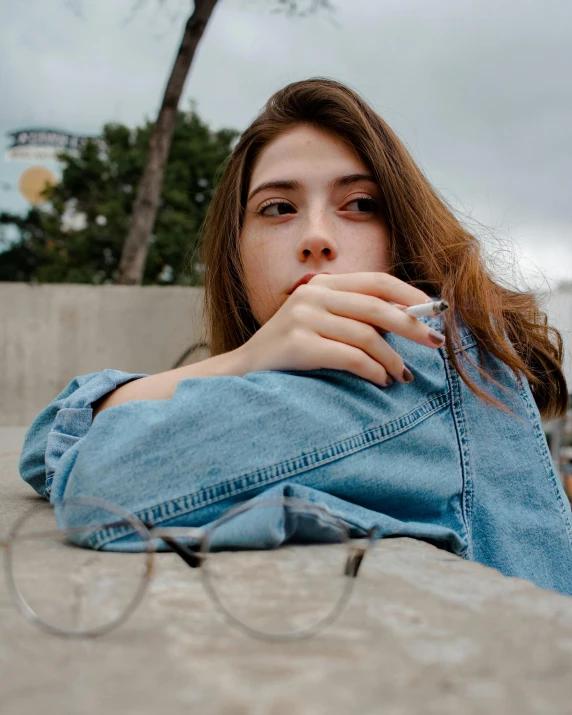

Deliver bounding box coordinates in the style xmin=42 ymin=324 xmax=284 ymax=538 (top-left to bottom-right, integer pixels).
xmin=1 ymin=0 xmax=571 ymax=289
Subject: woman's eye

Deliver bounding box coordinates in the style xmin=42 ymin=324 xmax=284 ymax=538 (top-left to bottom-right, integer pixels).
xmin=345 ymin=197 xmax=377 ymax=213
xmin=258 ymin=201 xmax=295 ymax=217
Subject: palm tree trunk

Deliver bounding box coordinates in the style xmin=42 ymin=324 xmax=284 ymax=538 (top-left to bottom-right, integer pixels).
xmin=117 ymin=0 xmax=220 ymax=285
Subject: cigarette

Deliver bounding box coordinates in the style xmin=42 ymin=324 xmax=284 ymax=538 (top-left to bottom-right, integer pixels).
xmin=402 ymin=300 xmax=449 ymax=319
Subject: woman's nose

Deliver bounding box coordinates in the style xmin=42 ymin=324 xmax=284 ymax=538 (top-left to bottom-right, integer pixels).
xmin=296 ymin=213 xmax=338 ymax=260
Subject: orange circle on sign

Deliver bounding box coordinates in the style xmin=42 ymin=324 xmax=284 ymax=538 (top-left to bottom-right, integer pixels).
xmin=18 ymin=166 xmax=57 ymax=205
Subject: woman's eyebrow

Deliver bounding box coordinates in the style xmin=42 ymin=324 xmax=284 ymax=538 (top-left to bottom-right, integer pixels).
xmin=248 ymin=180 xmax=300 ymax=203
xmin=247 ymin=173 xmax=377 ymax=203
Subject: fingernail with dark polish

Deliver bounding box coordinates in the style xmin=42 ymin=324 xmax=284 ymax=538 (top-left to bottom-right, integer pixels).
xmin=402 ymin=367 xmax=414 ymax=383
xmin=385 ymin=376 xmax=395 ymax=386
xmin=428 ymin=329 xmax=445 ymax=346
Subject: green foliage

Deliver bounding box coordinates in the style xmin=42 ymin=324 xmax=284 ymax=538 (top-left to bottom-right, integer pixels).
xmin=0 ymin=109 xmax=239 ymax=285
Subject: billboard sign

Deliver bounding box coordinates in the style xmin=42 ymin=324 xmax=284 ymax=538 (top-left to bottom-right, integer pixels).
xmin=5 ymin=129 xmax=101 ymax=162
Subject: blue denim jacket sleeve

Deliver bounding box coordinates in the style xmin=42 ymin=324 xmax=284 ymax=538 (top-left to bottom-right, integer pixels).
xmin=19 ymin=369 xmax=148 ymax=499
xmin=18 ymin=317 xmax=572 ymax=596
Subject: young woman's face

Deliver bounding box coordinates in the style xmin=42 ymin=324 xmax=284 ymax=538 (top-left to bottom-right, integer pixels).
xmin=240 ymin=124 xmax=391 ymax=326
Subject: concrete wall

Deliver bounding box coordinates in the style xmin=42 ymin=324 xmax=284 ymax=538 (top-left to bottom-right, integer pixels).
xmin=1 ymin=282 xmax=208 ymax=427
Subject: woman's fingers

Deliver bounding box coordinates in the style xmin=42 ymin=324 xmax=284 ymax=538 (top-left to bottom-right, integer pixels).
xmin=316 ymin=313 xmax=412 ymax=384
xmin=299 ymin=284 xmax=445 ymax=349
xmin=307 ymin=271 xmax=431 ymax=307
xmin=303 ymin=334 xmax=391 ymax=387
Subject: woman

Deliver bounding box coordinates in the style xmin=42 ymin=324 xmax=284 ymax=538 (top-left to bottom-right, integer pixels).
xmin=19 ymin=78 xmax=572 ymax=595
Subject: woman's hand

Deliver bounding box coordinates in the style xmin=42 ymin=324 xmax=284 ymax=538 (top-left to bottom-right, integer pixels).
xmin=235 ymin=272 xmax=446 ymax=386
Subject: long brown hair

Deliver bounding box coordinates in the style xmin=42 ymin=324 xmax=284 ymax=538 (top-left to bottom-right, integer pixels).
xmin=199 ymin=77 xmax=567 ymax=419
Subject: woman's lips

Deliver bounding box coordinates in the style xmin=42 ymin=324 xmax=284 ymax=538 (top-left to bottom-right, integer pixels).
xmin=289 ymin=272 xmax=331 ymax=294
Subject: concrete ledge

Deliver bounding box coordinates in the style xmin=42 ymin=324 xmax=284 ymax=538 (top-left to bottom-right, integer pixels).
xmin=2 ymin=427 xmax=572 ymax=715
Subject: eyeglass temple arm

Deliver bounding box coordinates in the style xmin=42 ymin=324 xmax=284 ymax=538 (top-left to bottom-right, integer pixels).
xmin=142 ymin=521 xmax=204 ymax=569
xmin=344 ymin=527 xmax=378 ymax=578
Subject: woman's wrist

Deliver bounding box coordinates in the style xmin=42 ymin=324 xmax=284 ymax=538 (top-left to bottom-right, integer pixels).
xmin=182 ymin=347 xmax=249 ymax=379
xmin=92 ymin=348 xmax=251 ymax=419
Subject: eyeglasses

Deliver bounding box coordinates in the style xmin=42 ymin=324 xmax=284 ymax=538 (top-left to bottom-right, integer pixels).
xmin=1 ymin=495 xmax=376 ymax=642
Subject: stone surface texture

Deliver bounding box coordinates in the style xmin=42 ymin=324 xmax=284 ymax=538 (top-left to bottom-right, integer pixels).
xmin=1 ymin=426 xmax=572 ymax=715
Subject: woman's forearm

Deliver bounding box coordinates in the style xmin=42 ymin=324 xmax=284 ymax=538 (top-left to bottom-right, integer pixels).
xmin=92 ymin=348 xmax=248 ymax=418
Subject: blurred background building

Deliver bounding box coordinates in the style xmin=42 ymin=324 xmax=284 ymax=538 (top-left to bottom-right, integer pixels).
xmin=545 ymin=283 xmax=572 ymax=496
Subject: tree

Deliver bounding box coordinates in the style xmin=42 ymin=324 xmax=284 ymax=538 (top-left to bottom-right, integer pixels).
xmin=114 ymin=0 xmax=334 ymax=285
xmin=0 ymin=109 xmax=238 ymax=285
xmin=118 ymin=0 xmax=220 ymax=285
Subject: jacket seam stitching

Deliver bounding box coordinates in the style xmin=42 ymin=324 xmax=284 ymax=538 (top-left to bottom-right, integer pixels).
xmin=442 ymin=350 xmax=474 ymax=559
xmin=453 ymin=337 xmax=478 ymax=354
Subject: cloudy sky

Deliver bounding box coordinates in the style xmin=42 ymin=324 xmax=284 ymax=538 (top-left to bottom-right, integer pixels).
xmin=1 ymin=0 xmax=571 ymax=289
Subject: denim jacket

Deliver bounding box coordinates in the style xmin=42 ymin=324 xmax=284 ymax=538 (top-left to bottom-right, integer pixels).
xmin=19 ymin=315 xmax=572 ymax=596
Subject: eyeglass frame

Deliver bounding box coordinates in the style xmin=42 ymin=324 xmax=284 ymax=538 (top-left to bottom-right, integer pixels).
xmin=1 ymin=494 xmax=377 ymax=642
